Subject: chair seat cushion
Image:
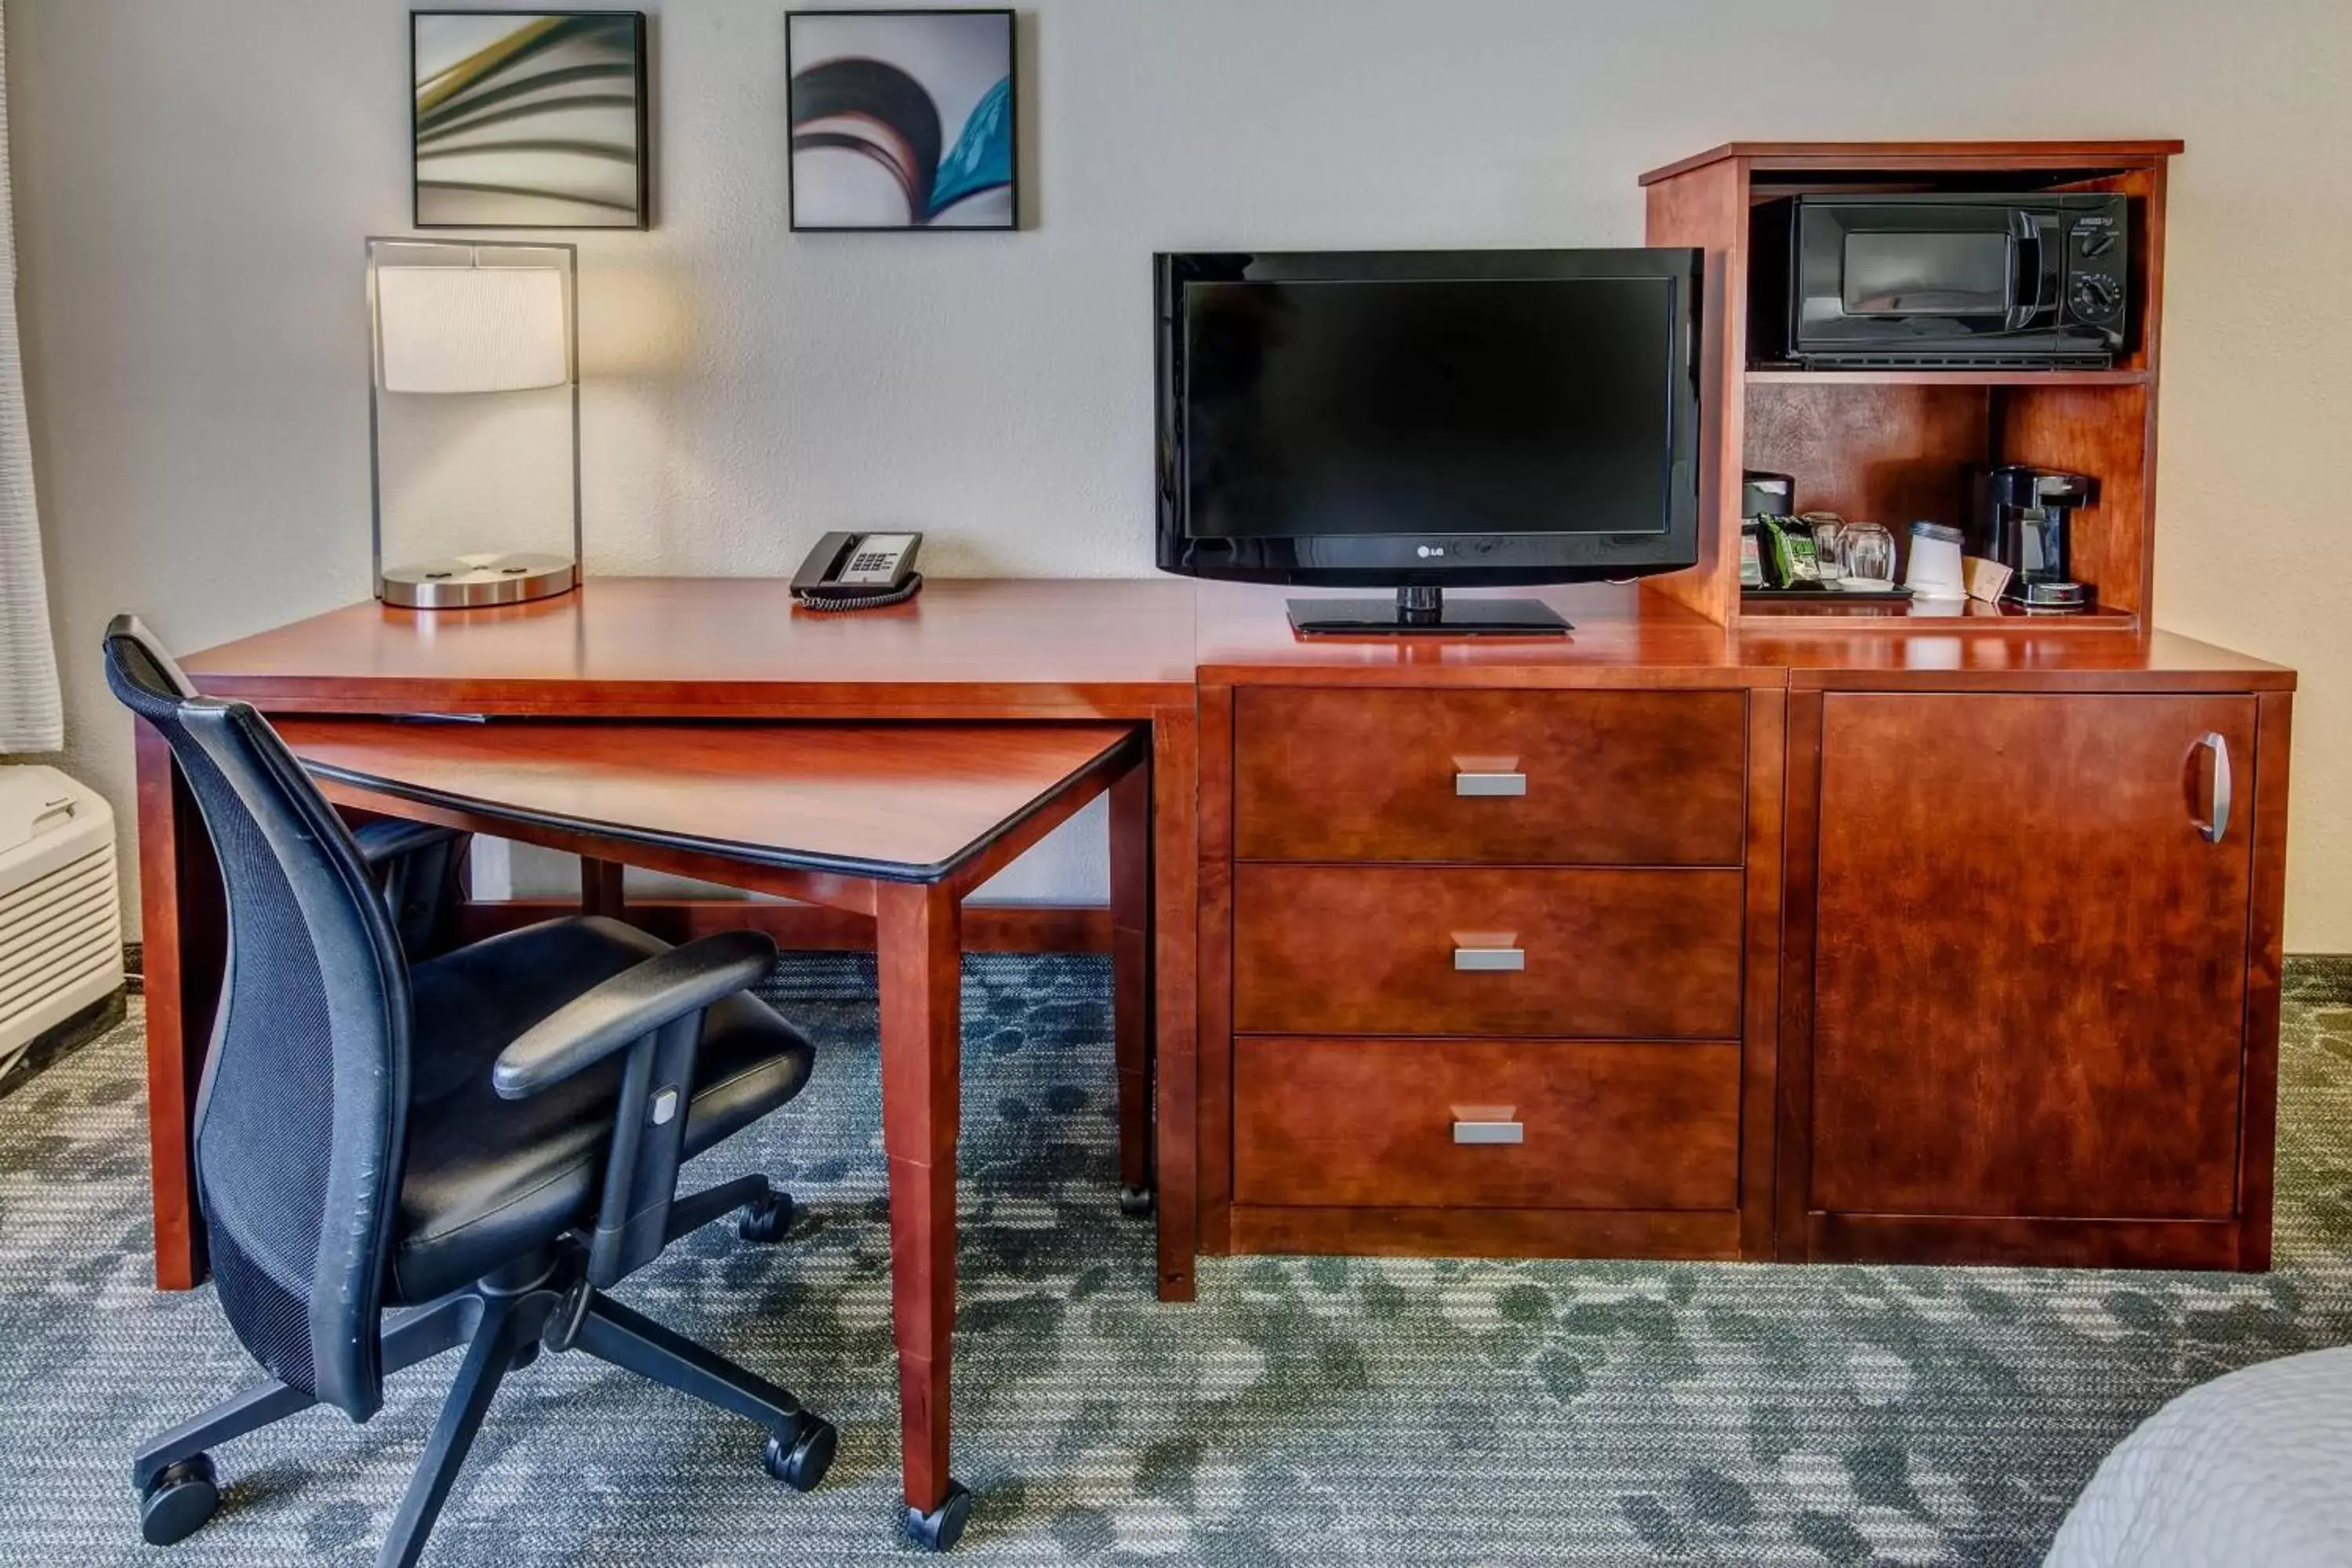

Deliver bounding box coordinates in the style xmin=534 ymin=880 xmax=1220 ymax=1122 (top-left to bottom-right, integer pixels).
xmin=388 ymin=916 xmax=814 ymax=1304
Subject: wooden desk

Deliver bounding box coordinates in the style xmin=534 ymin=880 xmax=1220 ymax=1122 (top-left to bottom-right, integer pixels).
xmin=143 ymin=579 xmax=1203 ymax=1308
xmin=266 ymin=715 xmax=1142 ymax=1540
xmin=141 ymin=575 xmax=2296 ymax=1301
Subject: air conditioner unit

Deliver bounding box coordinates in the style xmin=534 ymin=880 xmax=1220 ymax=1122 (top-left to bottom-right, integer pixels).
xmin=1 ymin=767 xmax=125 ymax=1076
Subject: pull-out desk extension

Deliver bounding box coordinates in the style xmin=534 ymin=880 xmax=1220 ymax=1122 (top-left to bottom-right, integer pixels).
xmin=274 ymin=714 xmax=1145 ymax=1544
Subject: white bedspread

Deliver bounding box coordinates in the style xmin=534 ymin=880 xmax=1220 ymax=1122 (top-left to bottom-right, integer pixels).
xmin=2046 ymin=1345 xmax=2352 ymax=1566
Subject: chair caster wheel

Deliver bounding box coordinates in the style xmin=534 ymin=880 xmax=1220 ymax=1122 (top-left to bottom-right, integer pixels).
xmin=739 ymin=1191 xmax=797 ymax=1245
xmin=906 ymin=1480 xmax=973 ymax=1552
xmin=1118 ymin=1186 xmax=1154 ymax=1219
xmin=763 ymin=1414 xmax=837 ymax=1493
xmin=139 ymin=1454 xmax=220 ymax=1546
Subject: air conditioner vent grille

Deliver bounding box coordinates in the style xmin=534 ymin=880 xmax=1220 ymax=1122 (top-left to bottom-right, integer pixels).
xmin=1 ymin=771 xmax=125 ymax=1068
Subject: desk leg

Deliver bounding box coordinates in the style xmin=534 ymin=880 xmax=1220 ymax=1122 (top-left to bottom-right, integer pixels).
xmin=1109 ymin=761 xmax=1153 ymax=1214
xmin=1152 ymin=713 xmax=1200 ymax=1302
xmin=580 ymin=857 xmax=627 ymax=919
xmin=136 ymin=722 xmax=224 ymax=1290
xmin=876 ymin=880 xmax=972 ymax=1551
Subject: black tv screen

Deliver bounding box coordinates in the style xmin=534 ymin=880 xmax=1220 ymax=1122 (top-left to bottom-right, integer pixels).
xmin=1185 ymin=277 xmax=1675 ymax=539
xmin=1156 ymin=249 xmax=1701 ymax=589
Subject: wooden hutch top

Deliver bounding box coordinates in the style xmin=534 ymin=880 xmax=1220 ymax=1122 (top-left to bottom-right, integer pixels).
xmin=1639 ymin=140 xmax=2184 ymax=185
xmin=1639 ymin=139 xmax=2185 ymax=633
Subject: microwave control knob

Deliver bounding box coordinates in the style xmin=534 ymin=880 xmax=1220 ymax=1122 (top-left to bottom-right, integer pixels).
xmin=2076 ymin=228 xmax=2119 ymax=258
xmin=2069 ymin=274 xmax=2122 ymax=321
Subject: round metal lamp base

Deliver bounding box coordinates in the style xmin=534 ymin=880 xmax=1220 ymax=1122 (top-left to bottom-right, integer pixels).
xmin=380 ymin=554 xmax=578 ymax=610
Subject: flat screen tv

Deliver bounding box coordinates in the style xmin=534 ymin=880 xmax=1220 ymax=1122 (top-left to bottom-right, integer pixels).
xmin=1155 ymin=249 xmax=1702 ymax=633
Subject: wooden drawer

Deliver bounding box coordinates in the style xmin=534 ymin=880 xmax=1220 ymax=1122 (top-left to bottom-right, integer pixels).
xmin=1236 ymin=688 xmax=1748 ymax=865
xmin=1233 ymin=863 xmax=1744 ymax=1038
xmin=1234 ymin=1036 xmax=1740 ymax=1210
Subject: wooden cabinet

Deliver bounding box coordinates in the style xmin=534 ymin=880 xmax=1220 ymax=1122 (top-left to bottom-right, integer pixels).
xmin=1195 ymin=582 xmax=2290 ymax=1274
xmin=1781 ymin=688 xmax=2288 ymax=1269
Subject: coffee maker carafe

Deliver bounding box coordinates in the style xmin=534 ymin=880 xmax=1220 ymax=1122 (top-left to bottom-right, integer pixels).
xmin=1978 ymin=465 xmax=2096 ymax=611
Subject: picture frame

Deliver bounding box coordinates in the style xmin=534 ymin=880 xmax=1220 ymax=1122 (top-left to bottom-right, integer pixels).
xmin=412 ymin=10 xmax=651 ymax=230
xmin=787 ymin=9 xmax=1019 ymax=233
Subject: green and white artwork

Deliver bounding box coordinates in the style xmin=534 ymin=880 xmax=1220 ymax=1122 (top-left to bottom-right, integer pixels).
xmin=413 ymin=12 xmax=648 ymax=229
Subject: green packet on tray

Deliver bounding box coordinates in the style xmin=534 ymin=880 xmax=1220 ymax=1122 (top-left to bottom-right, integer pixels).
xmin=1753 ymin=514 xmax=1821 ymax=589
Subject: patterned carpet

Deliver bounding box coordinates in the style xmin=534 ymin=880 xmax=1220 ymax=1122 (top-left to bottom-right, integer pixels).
xmin=2 ymin=955 xmax=2349 ymax=1567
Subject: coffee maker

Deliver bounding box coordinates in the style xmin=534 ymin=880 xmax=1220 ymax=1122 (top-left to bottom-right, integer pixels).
xmin=1977 ymin=465 xmax=2096 ymax=611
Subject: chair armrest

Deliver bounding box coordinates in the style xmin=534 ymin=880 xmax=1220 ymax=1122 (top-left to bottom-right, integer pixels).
xmin=350 ymin=817 xmax=464 ymax=867
xmin=492 ymin=930 xmax=779 ymax=1100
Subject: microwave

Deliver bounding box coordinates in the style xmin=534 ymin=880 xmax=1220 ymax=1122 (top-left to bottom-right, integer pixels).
xmin=1784 ymin=193 xmax=2128 ymax=368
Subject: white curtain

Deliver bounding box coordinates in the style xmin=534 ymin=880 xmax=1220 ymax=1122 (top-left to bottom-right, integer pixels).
xmin=0 ymin=10 xmax=57 ymax=754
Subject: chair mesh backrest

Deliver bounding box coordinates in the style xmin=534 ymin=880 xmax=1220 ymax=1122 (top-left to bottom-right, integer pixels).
xmin=104 ymin=618 xmax=411 ymax=1422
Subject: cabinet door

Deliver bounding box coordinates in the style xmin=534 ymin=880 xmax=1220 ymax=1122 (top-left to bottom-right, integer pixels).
xmin=1808 ymin=692 xmax=2255 ymax=1221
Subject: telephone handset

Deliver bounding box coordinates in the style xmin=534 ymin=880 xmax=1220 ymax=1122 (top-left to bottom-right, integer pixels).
xmin=789 ymin=532 xmax=925 ymax=611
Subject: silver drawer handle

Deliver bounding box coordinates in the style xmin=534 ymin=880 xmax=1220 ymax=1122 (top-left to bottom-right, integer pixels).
xmin=1453 ymin=1120 xmax=1525 ymax=1145
xmin=2195 ymin=732 xmax=2233 ymax=844
xmin=1454 ymin=946 xmax=1525 ymax=972
xmin=1454 ymin=753 xmax=1526 ymax=797
xmin=1455 ymin=771 xmax=1527 ymax=797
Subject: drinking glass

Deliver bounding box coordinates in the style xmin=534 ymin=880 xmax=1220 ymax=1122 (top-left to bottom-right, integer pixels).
xmin=1802 ymin=513 xmax=1846 ymax=583
xmin=1841 ymin=523 xmax=1896 ymax=589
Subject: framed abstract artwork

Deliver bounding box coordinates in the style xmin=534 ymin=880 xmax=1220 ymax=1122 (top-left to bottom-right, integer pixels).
xmin=787 ymin=9 xmax=1018 ymax=231
xmin=412 ymin=11 xmax=650 ymax=229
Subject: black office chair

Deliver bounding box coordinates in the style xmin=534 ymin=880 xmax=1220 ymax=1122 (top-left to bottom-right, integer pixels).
xmin=106 ymin=616 xmax=837 ymax=1568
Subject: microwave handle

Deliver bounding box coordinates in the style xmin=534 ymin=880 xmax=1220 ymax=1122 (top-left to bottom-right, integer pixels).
xmin=2005 ymin=212 xmax=2047 ymax=331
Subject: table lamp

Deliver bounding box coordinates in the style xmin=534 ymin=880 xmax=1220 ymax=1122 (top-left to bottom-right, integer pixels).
xmin=366 ymin=238 xmax=581 ymax=609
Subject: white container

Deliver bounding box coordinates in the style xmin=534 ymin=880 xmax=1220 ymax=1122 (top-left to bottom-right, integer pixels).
xmin=0 ymin=767 xmax=125 ymax=1074
xmin=1904 ymin=521 xmax=1968 ymax=601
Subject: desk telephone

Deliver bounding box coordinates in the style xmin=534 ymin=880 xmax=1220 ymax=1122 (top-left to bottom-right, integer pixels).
xmin=790 ymin=532 xmax=925 ymax=611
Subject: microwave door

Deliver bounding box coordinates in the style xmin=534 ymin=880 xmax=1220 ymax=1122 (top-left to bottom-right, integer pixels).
xmin=1797 ymin=203 xmax=2024 ymax=353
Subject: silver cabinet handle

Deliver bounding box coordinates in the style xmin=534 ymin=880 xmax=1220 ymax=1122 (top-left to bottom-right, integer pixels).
xmin=1455 ymin=771 xmax=1527 ymax=797
xmin=1454 ymin=946 xmax=1525 ymax=972
xmin=2196 ymin=732 xmax=2233 ymax=844
xmin=1453 ymin=1119 xmax=1525 ymax=1145
xmin=1454 ymin=754 xmax=1526 ymax=797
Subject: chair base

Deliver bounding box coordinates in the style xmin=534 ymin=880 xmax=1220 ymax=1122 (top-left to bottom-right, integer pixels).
xmin=132 ymin=1191 xmax=823 ymax=1567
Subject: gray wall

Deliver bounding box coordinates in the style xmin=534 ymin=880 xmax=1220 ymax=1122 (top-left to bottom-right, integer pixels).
xmin=13 ymin=1 xmax=2352 ymax=941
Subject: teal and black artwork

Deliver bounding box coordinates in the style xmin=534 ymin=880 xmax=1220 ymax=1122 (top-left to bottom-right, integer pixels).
xmin=788 ymin=10 xmax=1018 ymax=231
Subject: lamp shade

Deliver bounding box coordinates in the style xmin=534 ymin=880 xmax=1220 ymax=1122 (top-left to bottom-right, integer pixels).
xmin=376 ymin=264 xmax=569 ymax=394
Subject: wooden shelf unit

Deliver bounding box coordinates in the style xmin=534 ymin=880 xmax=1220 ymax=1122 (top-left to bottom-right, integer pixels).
xmin=1639 ymin=140 xmax=2180 ymax=633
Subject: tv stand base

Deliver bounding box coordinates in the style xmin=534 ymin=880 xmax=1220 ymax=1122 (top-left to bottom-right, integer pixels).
xmin=1287 ymin=586 xmax=1571 ymax=637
